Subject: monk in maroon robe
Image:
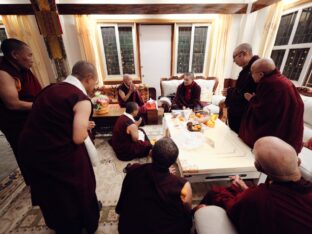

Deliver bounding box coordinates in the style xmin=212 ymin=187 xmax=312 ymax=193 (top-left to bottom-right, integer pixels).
xmin=172 ymin=72 xmax=202 ymax=110
xmin=18 ymin=61 xmax=100 ymax=233
xmin=196 ymin=137 xmax=312 ymax=234
xmin=223 ymin=43 xmax=259 ymax=133
xmin=239 ymin=58 xmax=304 ymax=153
xmin=116 ymin=137 xmax=192 ymax=234
xmin=0 ymin=39 xmax=42 ymax=183
xmin=110 ymin=102 xmax=152 ymax=161
xmin=118 ymin=74 xmax=144 ymax=107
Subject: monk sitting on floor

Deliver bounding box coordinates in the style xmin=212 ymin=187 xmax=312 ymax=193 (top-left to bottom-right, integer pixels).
xmin=239 ymin=58 xmax=304 ymax=154
xmin=110 ymin=101 xmax=152 ymax=161
xmin=172 ymin=72 xmax=202 ymax=110
xmin=116 ymin=137 xmax=193 ymax=234
xmin=195 ymin=136 xmax=312 ymax=234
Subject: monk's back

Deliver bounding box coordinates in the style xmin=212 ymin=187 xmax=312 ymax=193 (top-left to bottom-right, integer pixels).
xmin=116 ymin=163 xmax=192 ymax=234
xmin=111 ymin=115 xmax=133 ymax=150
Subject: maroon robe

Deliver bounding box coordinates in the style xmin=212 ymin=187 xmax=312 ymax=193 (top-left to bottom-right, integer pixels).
xmin=172 ymin=81 xmax=202 ymax=110
xmin=201 ymin=178 xmax=312 ymax=234
xmin=116 ymin=163 xmax=192 ymax=234
xmin=18 ymin=83 xmax=99 ymax=233
xmin=117 ymin=82 xmax=144 ymax=107
xmin=110 ymin=115 xmax=152 ymax=161
xmin=0 ymin=57 xmax=42 ymax=183
xmin=225 ymin=55 xmax=259 ymax=133
xmin=239 ymin=69 xmax=304 ymax=153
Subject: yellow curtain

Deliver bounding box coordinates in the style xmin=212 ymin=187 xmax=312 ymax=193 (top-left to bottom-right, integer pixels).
xmin=258 ymin=1 xmax=283 ymax=58
xmin=2 ymin=15 xmax=54 ymax=87
xmin=208 ymin=15 xmax=232 ymax=93
xmin=75 ymin=15 xmax=104 ymax=86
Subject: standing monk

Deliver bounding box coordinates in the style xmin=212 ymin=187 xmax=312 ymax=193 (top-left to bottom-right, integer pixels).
xmin=196 ymin=137 xmax=312 ymax=234
xmin=19 ymin=61 xmax=100 ymax=233
xmin=223 ymin=43 xmax=259 ymax=133
xmin=110 ymin=102 xmax=152 ymax=161
xmin=172 ymin=72 xmax=202 ymax=110
xmin=0 ymin=38 xmax=42 ymax=183
xmin=239 ymin=58 xmax=304 ymax=153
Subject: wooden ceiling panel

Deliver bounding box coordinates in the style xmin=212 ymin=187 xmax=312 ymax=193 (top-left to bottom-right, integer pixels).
xmin=0 ymin=3 xmax=248 ymax=15
xmin=251 ymin=0 xmax=282 ymax=12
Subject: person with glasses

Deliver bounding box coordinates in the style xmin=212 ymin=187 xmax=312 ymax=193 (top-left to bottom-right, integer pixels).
xmin=223 ymin=43 xmax=259 ymax=133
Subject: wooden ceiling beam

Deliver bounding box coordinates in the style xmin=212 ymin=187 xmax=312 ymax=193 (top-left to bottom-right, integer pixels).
xmin=251 ymin=0 xmax=282 ymax=12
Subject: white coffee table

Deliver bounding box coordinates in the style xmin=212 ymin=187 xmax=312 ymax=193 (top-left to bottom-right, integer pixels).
xmin=163 ymin=113 xmax=260 ymax=182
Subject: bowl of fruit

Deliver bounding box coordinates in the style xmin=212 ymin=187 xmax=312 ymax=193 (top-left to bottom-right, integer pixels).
xmin=187 ymin=121 xmax=202 ymax=132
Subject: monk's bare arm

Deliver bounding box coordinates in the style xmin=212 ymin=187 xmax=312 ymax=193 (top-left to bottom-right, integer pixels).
xmin=0 ymin=70 xmax=33 ymax=110
xmin=72 ymin=100 xmax=91 ymax=144
xmin=119 ymin=89 xmax=133 ymax=102
xmin=181 ymin=181 xmax=192 ymax=209
xmin=127 ymin=124 xmax=139 ymax=142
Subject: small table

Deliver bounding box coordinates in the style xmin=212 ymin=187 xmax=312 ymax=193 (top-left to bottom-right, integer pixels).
xmin=163 ymin=113 xmax=260 ymax=182
xmin=92 ymin=104 xmax=125 ymax=135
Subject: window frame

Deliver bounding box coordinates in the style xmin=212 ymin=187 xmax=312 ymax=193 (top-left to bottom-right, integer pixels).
xmin=0 ymin=25 xmax=7 ymax=56
xmin=272 ymin=2 xmax=312 ymax=86
xmin=174 ymin=23 xmax=211 ymax=76
xmin=97 ymin=23 xmax=139 ymax=81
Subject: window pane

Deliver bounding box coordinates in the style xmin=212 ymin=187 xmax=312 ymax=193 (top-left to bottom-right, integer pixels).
xmin=274 ymin=12 xmax=297 ymax=46
xmin=177 ymin=27 xmax=192 ymax=73
xmin=118 ymin=27 xmax=135 ymax=74
xmin=283 ymin=48 xmax=310 ymax=81
xmin=293 ymin=7 xmax=312 ymax=44
xmin=271 ymin=49 xmax=286 ymax=69
xmin=192 ymin=26 xmax=208 ymax=73
xmin=101 ymin=27 xmax=120 ymax=75
xmin=0 ymin=28 xmax=7 ymax=54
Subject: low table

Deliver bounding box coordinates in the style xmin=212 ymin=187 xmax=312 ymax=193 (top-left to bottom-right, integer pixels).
xmin=92 ymin=104 xmax=125 ymax=135
xmin=163 ymin=113 xmax=260 ymax=182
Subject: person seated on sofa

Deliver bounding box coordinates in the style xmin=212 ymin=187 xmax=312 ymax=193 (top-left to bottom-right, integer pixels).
xmin=195 ymin=136 xmax=312 ymax=234
xmin=172 ymin=72 xmax=202 ymax=110
xmin=116 ymin=137 xmax=193 ymax=234
xmin=118 ymin=74 xmax=144 ymax=107
xmin=239 ymin=58 xmax=304 ymax=154
xmin=110 ymin=102 xmax=152 ymax=161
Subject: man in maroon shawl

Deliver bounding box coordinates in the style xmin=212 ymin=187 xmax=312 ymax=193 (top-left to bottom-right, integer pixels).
xmin=223 ymin=43 xmax=259 ymax=133
xmin=18 ymin=61 xmax=100 ymax=233
xmin=239 ymin=58 xmax=304 ymax=153
xmin=118 ymin=74 xmax=144 ymax=107
xmin=116 ymin=137 xmax=192 ymax=234
xmin=110 ymin=101 xmax=152 ymax=161
xmin=172 ymin=72 xmax=202 ymax=110
xmin=0 ymin=38 xmax=42 ymax=183
xmin=196 ymin=137 xmax=312 ymax=234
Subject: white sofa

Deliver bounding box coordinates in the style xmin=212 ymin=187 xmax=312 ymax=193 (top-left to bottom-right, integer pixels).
xmin=159 ymin=76 xmax=225 ymax=113
xmin=299 ymin=94 xmax=312 ymax=182
xmin=194 ymin=206 xmax=237 ymax=234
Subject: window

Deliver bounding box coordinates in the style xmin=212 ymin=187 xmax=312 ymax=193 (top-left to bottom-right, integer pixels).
xmin=176 ymin=24 xmax=209 ymax=75
xmin=0 ymin=27 xmax=8 ymax=56
xmin=271 ymin=3 xmax=312 ymax=86
xmin=100 ymin=24 xmax=137 ymax=78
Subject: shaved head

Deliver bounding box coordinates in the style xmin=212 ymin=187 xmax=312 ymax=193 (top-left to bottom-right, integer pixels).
xmin=251 ymin=58 xmax=276 ymax=83
xmin=72 ymin=61 xmax=97 ymax=81
xmin=253 ymin=137 xmax=301 ymax=182
xmin=123 ymin=74 xmax=132 ymax=86
xmin=234 ymin=43 xmax=252 ymax=55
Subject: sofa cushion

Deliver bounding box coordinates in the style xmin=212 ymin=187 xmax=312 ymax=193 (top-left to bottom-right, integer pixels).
xmin=299 ymin=147 xmax=312 ymax=182
xmin=301 ymin=95 xmax=312 ymax=126
xmin=194 ymin=206 xmax=237 ymax=234
xmin=195 ymin=79 xmax=216 ymax=102
xmin=162 ymin=80 xmax=183 ymax=97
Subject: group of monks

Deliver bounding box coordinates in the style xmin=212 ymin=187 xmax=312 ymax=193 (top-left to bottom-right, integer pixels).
xmin=0 ymin=37 xmax=311 ymax=234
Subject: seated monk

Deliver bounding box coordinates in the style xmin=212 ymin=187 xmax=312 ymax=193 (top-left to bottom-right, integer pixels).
xmin=110 ymin=102 xmax=152 ymax=161
xmin=195 ymin=136 xmax=312 ymax=234
xmin=239 ymin=58 xmax=304 ymax=153
xmin=116 ymin=137 xmax=192 ymax=234
xmin=118 ymin=74 xmax=144 ymax=107
xmin=172 ymin=72 xmax=202 ymax=110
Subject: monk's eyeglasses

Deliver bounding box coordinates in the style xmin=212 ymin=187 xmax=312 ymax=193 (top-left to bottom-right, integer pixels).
xmin=233 ymin=51 xmax=245 ymax=60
